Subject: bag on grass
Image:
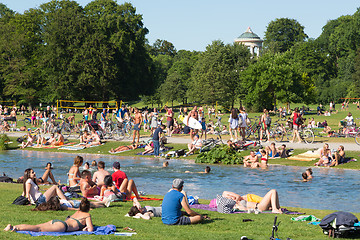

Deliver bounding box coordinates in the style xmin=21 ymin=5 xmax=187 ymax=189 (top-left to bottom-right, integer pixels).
xmin=12 ymin=195 xmax=30 ymax=205
xmin=0 ymin=176 xmax=13 ymax=183
xmin=320 ymin=211 xmax=359 ymax=238
xmin=216 ymin=195 xmax=236 ymax=214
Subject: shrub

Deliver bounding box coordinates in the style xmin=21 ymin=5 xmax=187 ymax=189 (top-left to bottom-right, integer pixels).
xmin=195 ymin=145 xmax=243 ymax=164
xmin=0 ymin=134 xmax=10 ymax=151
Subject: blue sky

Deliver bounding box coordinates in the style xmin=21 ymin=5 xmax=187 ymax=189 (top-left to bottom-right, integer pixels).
xmin=1 ymin=0 xmax=359 ymax=51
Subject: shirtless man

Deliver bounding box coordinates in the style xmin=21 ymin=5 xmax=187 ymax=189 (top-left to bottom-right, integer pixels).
xmin=36 ymin=133 xmax=56 ymax=147
xmin=243 ymin=150 xmax=259 ymax=168
xmin=187 ymin=106 xmax=199 ymax=140
xmin=52 ymin=130 xmax=64 ymax=146
xmin=92 ymin=161 xmax=110 ymax=188
xmin=80 ymin=170 xmax=100 ymax=198
xmin=132 ymin=108 xmax=142 ymax=145
xmin=164 ymin=106 xmax=174 ymax=137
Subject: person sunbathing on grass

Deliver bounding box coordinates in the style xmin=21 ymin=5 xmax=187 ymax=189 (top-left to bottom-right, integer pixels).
xmin=127 ymin=197 xmax=161 ymax=220
xmin=21 ymin=132 xmax=37 ymax=148
xmin=52 ymin=130 xmax=64 ymax=146
xmin=109 ymin=144 xmax=137 ymax=153
xmin=4 ymin=198 xmax=94 ymax=232
xmin=222 ymin=189 xmax=283 ymax=214
xmin=36 ymin=133 xmax=56 ymax=147
xmin=33 ymin=196 xmax=105 ymax=211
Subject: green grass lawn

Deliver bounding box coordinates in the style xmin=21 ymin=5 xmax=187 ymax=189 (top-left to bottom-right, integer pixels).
xmin=0 ymin=182 xmax=359 ymax=240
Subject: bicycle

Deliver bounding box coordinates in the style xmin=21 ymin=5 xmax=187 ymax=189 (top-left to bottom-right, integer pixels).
xmin=103 ymin=120 xmax=125 ymax=140
xmin=355 ymin=132 xmax=360 ymax=145
xmin=286 ymin=127 xmax=315 ymax=144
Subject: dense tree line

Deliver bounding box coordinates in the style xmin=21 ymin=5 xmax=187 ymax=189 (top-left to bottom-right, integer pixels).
xmin=1 ymin=1 xmax=360 ymax=111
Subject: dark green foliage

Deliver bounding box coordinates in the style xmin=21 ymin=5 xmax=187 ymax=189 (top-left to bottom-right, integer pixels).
xmin=0 ymin=134 xmax=10 ymax=151
xmin=195 ymin=144 xmax=243 ymax=165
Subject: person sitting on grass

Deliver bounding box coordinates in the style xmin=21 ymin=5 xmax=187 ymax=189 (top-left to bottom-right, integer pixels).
xmin=33 ymin=196 xmax=105 ymax=211
xmin=329 ymin=145 xmax=346 ymax=167
xmin=51 ymin=130 xmax=64 ymax=146
xmin=80 ymin=130 xmax=91 ymax=144
xmin=109 ymin=143 xmax=137 ymax=153
xmin=142 ymin=140 xmax=154 ymax=155
xmin=92 ymin=161 xmax=110 ymax=188
xmin=22 ymin=168 xmax=68 ymax=206
xmin=265 ymin=142 xmax=280 ymax=159
xmin=162 ymin=179 xmax=203 ymax=225
xmin=185 ymin=134 xmax=202 ymax=156
xmin=243 ymin=151 xmax=259 ymax=168
xmin=18 ymin=162 xmax=58 ymax=185
xmin=21 ymin=132 xmax=37 ymax=148
xmin=112 ymin=162 xmax=141 ymax=201
xmin=221 ymin=189 xmax=283 ymax=214
xmin=4 ymin=197 xmax=94 ymax=232
xmin=36 ymin=133 xmax=56 ymax=147
xmin=85 ymin=129 xmax=101 ymax=148
xmin=68 ymin=156 xmax=83 ymax=188
xmin=80 ymin=170 xmax=100 ymax=198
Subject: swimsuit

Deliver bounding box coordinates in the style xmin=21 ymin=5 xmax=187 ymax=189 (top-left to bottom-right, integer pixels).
xmin=52 ymin=219 xmax=68 ymax=232
xmin=67 ymin=217 xmax=87 ymax=231
xmin=261 ymin=157 xmax=268 ymax=162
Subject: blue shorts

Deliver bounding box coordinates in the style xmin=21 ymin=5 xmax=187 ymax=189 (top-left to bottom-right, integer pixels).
xmin=134 ymin=123 xmax=141 ymax=131
xmin=72 ymin=200 xmax=81 ymax=208
xmin=35 ymin=194 xmax=46 ymax=206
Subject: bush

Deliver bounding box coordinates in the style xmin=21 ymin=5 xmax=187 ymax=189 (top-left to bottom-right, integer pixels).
xmin=0 ymin=134 xmax=10 ymax=151
xmin=195 ymin=145 xmax=243 ymax=164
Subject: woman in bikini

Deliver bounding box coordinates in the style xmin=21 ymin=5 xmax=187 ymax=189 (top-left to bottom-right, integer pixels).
xmin=4 ymin=197 xmax=94 ymax=232
xmin=222 ymin=189 xmax=283 ymax=214
xmin=110 ymin=144 xmax=137 ymax=153
xmin=260 ymin=149 xmax=268 ymax=168
xmin=68 ymin=156 xmax=83 ymax=187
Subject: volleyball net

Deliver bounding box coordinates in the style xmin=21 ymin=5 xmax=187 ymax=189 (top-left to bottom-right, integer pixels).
xmin=57 ymin=100 xmax=121 ymax=111
xmin=0 ymin=100 xmax=16 ymax=107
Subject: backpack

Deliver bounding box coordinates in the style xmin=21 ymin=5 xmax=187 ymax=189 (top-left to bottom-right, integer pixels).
xmin=320 ymin=211 xmax=359 ymax=238
xmin=265 ymin=116 xmax=271 ymax=125
xmin=12 ymin=195 xmax=30 ymax=205
xmin=295 ymin=117 xmax=302 ymax=125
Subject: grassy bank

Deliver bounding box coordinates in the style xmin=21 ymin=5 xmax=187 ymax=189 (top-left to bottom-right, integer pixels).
xmin=0 ymin=182 xmax=358 ymax=240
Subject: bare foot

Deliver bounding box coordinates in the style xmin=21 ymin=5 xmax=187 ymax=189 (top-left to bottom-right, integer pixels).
xmin=4 ymin=224 xmax=13 ymax=231
xmin=272 ymin=209 xmax=283 ymax=214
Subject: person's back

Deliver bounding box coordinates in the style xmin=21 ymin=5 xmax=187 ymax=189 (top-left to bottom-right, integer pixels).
xmin=162 ymin=189 xmax=184 ymax=225
xmin=92 ymin=161 xmax=109 ymax=187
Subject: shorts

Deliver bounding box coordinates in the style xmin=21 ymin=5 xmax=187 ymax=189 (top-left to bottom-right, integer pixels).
xmin=173 ymin=216 xmax=191 ymax=225
xmin=35 ymin=194 xmax=47 ymax=206
xmin=72 ymin=200 xmax=81 ymax=208
xmin=134 ymin=123 xmax=141 ymax=131
xmin=166 ymin=120 xmax=174 ymax=128
xmin=293 ymin=125 xmax=299 ymax=130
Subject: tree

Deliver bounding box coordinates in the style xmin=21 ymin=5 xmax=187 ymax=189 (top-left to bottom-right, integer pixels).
xmin=264 ymin=18 xmax=308 ymax=53
xmin=151 ymin=39 xmax=177 ymax=57
xmin=188 ymin=41 xmax=250 ymax=107
xmin=349 ymin=48 xmax=360 ymax=98
xmin=241 ymin=53 xmax=314 ymax=111
xmin=159 ymin=50 xmax=199 ymax=105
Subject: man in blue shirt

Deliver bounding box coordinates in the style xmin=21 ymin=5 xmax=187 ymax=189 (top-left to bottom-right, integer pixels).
xmin=161 ymin=178 xmax=203 ymax=225
xmin=152 ymin=124 xmax=165 ymax=157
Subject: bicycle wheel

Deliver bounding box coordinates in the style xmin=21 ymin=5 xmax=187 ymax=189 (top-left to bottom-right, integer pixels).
xmin=112 ymin=129 xmax=125 ymax=141
xmin=286 ymin=129 xmax=293 ymax=141
xmin=302 ymin=129 xmax=314 ymax=144
xmin=272 ymin=127 xmax=284 ymax=142
xmin=125 ymin=123 xmax=132 ymax=138
xmin=23 ymin=118 xmax=31 ymax=125
xmin=355 ymin=132 xmax=360 ymax=145
xmin=103 ymin=125 xmax=112 ymax=139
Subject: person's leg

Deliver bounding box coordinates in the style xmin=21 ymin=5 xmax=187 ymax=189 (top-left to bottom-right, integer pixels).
xmin=132 ymin=130 xmax=136 ymax=144
xmin=153 ymin=140 xmax=160 ymax=156
xmin=257 ymin=189 xmax=282 ymax=213
xmin=189 ymin=215 xmax=203 ymax=224
xmin=43 ymin=185 xmax=67 ymax=201
xmin=136 ymin=130 xmax=140 ymax=144
xmin=127 ymin=179 xmax=141 ymax=199
xmin=6 ymin=221 xmax=61 ymax=232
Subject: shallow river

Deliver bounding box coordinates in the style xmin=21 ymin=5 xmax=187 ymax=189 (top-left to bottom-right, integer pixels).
xmin=0 ymin=150 xmax=358 ymax=212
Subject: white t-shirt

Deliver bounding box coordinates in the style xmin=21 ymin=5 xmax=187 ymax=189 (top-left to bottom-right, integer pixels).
xmin=239 ymin=113 xmax=248 ymax=128
xmin=26 ymin=178 xmax=42 ymax=204
xmin=345 ymin=116 xmax=354 ymax=125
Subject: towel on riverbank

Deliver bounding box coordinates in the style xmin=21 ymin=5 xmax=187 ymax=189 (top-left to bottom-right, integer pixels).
xmin=33 ymin=142 xmax=76 ymax=149
xmin=190 ymin=204 xmax=304 ymax=215
xmin=17 ymin=224 xmax=116 ymax=236
xmin=288 ymin=149 xmax=320 ymax=161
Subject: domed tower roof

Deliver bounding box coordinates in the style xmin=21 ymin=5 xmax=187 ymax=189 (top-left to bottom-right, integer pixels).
xmin=238 ymin=27 xmax=261 ymax=39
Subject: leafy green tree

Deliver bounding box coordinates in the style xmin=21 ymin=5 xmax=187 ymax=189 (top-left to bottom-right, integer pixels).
xmin=349 ymin=48 xmax=360 ymax=98
xmin=151 ymin=39 xmax=177 ymax=57
xmin=159 ymin=50 xmax=199 ymax=105
xmin=188 ymin=41 xmax=250 ymax=107
xmin=264 ymin=18 xmax=308 ymax=53
xmin=241 ymin=53 xmax=313 ymax=111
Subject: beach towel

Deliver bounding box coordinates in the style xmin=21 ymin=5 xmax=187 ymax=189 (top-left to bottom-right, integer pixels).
xmin=288 ymin=149 xmax=320 ymax=161
xmin=33 ymin=142 xmax=76 ymax=149
xmin=17 ymin=224 xmax=116 ymax=236
xmin=190 ymin=204 xmax=304 ymax=215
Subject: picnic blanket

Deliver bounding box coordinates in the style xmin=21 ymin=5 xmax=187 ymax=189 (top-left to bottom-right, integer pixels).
xmin=59 ymin=143 xmax=104 ymax=151
xmin=17 ymin=224 xmax=116 ymax=236
xmin=288 ymin=149 xmax=321 ymax=161
xmin=190 ymin=204 xmax=304 ymax=215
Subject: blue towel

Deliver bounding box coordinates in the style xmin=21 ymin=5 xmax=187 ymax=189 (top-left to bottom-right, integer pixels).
xmin=17 ymin=224 xmax=116 ymax=236
xmin=309 ymin=222 xmax=360 ymax=227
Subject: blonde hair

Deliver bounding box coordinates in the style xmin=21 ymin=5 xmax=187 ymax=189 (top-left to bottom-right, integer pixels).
xmin=74 ymin=156 xmax=84 ymax=166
